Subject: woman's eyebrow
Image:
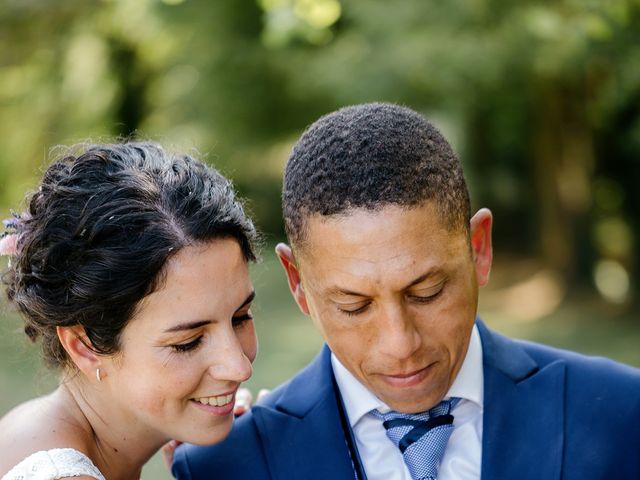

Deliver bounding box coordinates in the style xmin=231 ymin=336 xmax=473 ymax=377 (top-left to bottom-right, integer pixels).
xmin=163 ymin=291 xmax=256 ymax=333
xmin=163 ymin=319 xmax=211 ymax=333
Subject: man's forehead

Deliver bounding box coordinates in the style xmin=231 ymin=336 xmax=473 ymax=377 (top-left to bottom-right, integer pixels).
xmin=321 ymin=267 xmax=448 ymax=298
xmin=297 ymin=204 xmax=455 ymax=245
xmin=293 ymin=204 xmax=470 ymax=273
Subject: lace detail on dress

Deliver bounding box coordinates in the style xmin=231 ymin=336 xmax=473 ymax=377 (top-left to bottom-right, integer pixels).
xmin=1 ymin=448 xmax=106 ymax=480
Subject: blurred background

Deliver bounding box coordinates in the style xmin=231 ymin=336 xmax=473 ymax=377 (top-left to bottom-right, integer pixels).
xmin=1 ymin=0 xmax=639 ymax=477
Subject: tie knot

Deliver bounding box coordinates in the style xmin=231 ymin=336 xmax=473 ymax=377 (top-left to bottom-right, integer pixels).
xmin=371 ymin=398 xmax=460 ymax=480
xmin=375 ymin=397 xmax=459 ymax=424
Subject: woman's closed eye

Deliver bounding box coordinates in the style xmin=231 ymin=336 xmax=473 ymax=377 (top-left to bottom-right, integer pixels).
xmin=232 ymin=291 xmax=255 ymax=327
xmin=171 ymin=336 xmax=203 ymax=353
xmin=232 ymin=311 xmax=253 ymax=327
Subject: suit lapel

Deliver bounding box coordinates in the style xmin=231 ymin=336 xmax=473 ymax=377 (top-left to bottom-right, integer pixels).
xmin=478 ymin=321 xmax=565 ymax=480
xmin=252 ymin=346 xmax=356 ymax=479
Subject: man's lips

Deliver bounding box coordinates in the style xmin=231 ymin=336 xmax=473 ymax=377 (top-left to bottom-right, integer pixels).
xmin=378 ymin=363 xmax=436 ymax=388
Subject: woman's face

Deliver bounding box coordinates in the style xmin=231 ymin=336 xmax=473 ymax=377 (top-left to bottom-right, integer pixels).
xmin=104 ymin=238 xmax=257 ymax=445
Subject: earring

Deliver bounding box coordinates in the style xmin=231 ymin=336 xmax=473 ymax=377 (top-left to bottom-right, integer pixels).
xmin=96 ymin=368 xmax=102 ymax=382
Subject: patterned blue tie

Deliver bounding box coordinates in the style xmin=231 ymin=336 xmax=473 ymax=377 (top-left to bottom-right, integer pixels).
xmin=372 ymin=398 xmax=460 ymax=480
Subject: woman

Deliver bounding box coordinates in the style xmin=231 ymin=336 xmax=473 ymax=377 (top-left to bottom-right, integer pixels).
xmin=0 ymin=142 xmax=259 ymax=479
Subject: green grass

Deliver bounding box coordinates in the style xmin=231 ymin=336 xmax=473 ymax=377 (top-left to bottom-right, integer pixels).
xmin=1 ymin=251 xmax=638 ymax=479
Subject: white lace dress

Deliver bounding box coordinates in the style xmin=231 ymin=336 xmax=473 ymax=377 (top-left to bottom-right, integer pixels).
xmin=1 ymin=448 xmax=106 ymax=480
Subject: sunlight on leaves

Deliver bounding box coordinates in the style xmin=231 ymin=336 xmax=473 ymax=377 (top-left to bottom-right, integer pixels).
xmin=258 ymin=0 xmax=341 ymax=47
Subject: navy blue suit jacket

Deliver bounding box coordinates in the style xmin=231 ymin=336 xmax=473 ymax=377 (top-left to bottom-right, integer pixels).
xmin=173 ymin=321 xmax=640 ymax=479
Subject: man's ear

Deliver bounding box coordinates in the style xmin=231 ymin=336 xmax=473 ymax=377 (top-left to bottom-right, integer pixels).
xmin=469 ymin=208 xmax=493 ymax=287
xmin=275 ymin=243 xmax=310 ymax=315
xmin=57 ymin=325 xmax=103 ymax=382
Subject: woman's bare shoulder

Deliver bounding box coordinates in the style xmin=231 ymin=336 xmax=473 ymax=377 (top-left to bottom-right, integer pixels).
xmin=0 ymin=395 xmax=52 ymax=440
xmin=0 ymin=393 xmax=87 ymax=474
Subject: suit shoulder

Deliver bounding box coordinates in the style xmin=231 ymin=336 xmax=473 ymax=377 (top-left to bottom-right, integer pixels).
xmin=517 ymin=338 xmax=640 ymax=397
xmin=505 ymin=337 xmax=640 ymax=442
xmin=518 ymin=338 xmax=639 ymax=375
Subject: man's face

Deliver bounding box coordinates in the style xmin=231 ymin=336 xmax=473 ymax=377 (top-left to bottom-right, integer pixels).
xmin=278 ymin=203 xmax=492 ymax=413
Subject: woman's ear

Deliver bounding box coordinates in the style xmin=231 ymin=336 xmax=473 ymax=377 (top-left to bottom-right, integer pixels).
xmin=469 ymin=208 xmax=493 ymax=287
xmin=275 ymin=243 xmax=310 ymax=315
xmin=57 ymin=325 xmax=103 ymax=382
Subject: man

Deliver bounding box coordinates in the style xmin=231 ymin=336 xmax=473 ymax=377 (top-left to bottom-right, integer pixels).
xmin=173 ymin=103 xmax=640 ymax=479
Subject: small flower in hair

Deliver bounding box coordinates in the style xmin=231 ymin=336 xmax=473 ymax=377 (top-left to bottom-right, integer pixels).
xmin=0 ymin=232 xmax=18 ymax=256
xmin=1 ymin=212 xmax=26 ymax=256
xmin=2 ymin=217 xmax=19 ymax=229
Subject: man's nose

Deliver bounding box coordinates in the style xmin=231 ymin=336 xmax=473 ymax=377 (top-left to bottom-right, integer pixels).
xmin=207 ymin=329 xmax=253 ymax=383
xmin=376 ymin=304 xmax=422 ymax=360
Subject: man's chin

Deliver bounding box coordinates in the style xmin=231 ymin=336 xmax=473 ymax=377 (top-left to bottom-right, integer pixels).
xmin=374 ymin=380 xmax=450 ymax=413
xmin=382 ymin=394 xmax=446 ymax=414
xmin=371 ymin=366 xmax=449 ymax=412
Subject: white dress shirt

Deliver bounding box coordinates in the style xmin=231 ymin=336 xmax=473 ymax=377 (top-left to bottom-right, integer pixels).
xmin=331 ymin=325 xmax=484 ymax=480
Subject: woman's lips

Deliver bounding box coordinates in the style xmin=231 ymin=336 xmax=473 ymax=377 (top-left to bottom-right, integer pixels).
xmin=378 ymin=363 xmax=436 ymax=388
xmin=190 ymin=390 xmax=237 ymax=416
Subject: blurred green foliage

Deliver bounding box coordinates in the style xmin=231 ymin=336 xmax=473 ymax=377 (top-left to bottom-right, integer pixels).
xmin=1 ymin=0 xmax=639 ymax=303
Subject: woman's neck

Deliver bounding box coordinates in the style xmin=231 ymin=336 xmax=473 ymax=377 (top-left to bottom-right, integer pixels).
xmin=56 ymin=379 xmax=168 ymax=480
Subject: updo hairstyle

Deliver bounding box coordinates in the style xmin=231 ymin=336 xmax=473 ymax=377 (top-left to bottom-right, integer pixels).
xmin=2 ymin=142 xmax=257 ymax=369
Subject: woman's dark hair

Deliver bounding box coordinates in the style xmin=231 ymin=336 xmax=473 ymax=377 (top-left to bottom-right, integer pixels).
xmin=2 ymin=142 xmax=257 ymax=369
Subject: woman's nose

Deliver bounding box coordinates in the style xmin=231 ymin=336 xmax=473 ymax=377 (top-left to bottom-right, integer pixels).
xmin=207 ymin=330 xmax=254 ymax=383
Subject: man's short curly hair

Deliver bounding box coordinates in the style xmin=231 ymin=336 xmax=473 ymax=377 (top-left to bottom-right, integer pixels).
xmin=282 ymin=103 xmax=471 ymax=248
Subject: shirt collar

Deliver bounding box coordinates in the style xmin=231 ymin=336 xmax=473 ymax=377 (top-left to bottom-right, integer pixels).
xmin=331 ymin=324 xmax=484 ymax=427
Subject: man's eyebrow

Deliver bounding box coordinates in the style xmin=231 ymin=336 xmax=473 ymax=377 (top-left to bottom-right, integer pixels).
xmin=326 ymin=271 xmax=441 ymax=298
xmin=405 ymin=271 xmax=441 ymax=289
xmin=163 ymin=290 xmax=256 ymax=333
